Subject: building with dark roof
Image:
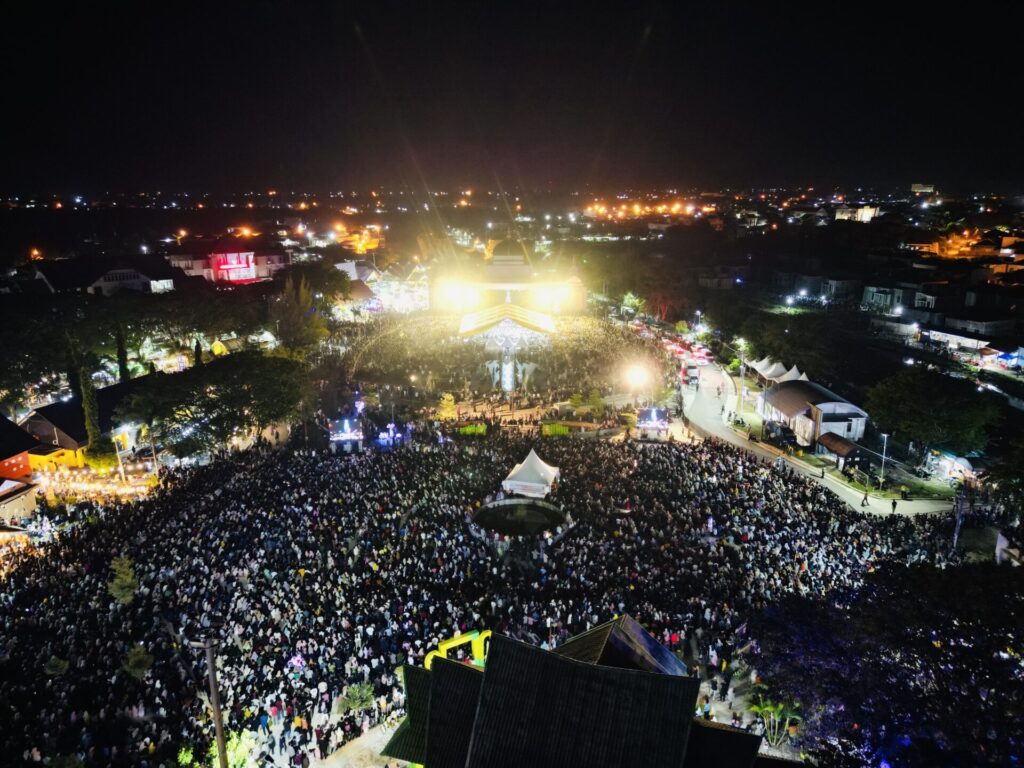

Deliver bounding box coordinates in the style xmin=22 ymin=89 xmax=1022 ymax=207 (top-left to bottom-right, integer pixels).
xmin=382 ymin=616 xmax=798 ymax=768
xmin=757 ymin=379 xmax=867 ymax=446
xmin=35 ymin=256 xmax=183 ymax=296
xmin=19 ymin=378 xmax=144 ymax=453
xmin=0 ymin=416 xmax=39 ymax=480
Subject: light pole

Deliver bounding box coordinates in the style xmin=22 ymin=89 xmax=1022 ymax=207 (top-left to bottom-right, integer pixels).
xmin=880 ymin=432 xmax=890 ymax=489
xmin=190 ymin=637 xmax=228 ymax=768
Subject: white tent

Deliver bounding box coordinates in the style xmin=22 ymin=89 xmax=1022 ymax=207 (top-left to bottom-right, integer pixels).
xmin=750 ymin=356 xmax=773 ymax=375
xmin=798 ymin=372 xmax=810 ymax=381
xmin=759 ymin=361 xmax=788 ymax=380
xmin=502 ymin=449 xmax=560 ymax=498
xmin=774 ymin=365 xmax=803 ymax=383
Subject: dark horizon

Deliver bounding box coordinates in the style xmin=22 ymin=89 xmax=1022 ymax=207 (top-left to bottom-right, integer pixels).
xmin=3 ymin=1 xmax=1022 ymax=194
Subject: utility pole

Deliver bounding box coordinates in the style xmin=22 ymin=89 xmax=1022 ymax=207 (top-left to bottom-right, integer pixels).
xmin=191 ymin=637 xmax=228 ymax=768
xmin=880 ymin=433 xmax=890 ymax=489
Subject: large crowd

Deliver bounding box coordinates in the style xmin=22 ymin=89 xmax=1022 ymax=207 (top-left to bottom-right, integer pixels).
xmin=0 ymin=429 xmax=959 ymax=767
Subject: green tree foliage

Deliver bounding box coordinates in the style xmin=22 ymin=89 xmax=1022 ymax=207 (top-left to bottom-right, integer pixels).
xmin=44 ymin=655 xmax=70 ymax=677
xmin=621 ymin=291 xmax=646 ymax=315
xmin=587 ymin=389 xmax=606 ymax=417
xmin=865 ymin=368 xmax=1001 ymax=454
xmin=122 ymin=643 xmax=154 ymax=681
xmin=146 ymin=352 xmax=307 ymax=457
xmin=437 ymin=392 xmax=457 ymax=421
xmin=674 ymin=320 xmax=690 ymax=334
xmin=568 ymin=392 xmax=584 ymax=409
xmin=80 ymin=368 xmax=117 ymax=466
xmin=283 ymin=260 xmax=351 ymax=303
xmin=748 ymin=696 xmax=801 ymax=748
xmin=206 ymin=729 xmax=258 ymax=765
xmin=270 ymin=276 xmax=328 ymax=357
xmin=108 ymin=555 xmax=139 ymax=605
xmin=341 ymin=682 xmax=375 ymax=713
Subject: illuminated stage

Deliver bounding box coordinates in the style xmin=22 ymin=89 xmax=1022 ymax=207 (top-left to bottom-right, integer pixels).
xmin=431 ymin=239 xmax=583 ymax=395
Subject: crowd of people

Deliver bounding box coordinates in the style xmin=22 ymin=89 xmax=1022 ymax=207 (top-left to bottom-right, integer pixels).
xmin=0 ymin=426 xmax=961 ymax=767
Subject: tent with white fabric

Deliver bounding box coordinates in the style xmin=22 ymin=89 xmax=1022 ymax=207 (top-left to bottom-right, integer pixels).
xmin=759 ymin=361 xmax=788 ymax=380
xmin=750 ymin=356 xmax=773 ymax=375
xmin=774 ymin=365 xmax=803 ymax=383
xmin=501 ymin=449 xmax=560 ymax=498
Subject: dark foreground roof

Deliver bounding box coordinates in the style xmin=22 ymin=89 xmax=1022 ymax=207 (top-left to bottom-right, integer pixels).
xmin=816 ymin=431 xmax=862 ymax=457
xmin=683 ymin=719 xmax=763 ymax=768
xmin=554 ymin=614 xmax=690 ymax=675
xmin=382 ymin=616 xmax=766 ymax=768
xmin=0 ymin=416 xmax=38 ymax=458
xmin=425 ymin=658 xmax=483 ymax=768
xmin=380 ymin=664 xmax=431 ymax=763
xmin=466 ymin=634 xmax=699 ymax=768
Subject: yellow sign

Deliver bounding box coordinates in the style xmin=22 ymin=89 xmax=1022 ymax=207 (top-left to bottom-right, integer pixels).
xmin=424 ymin=630 xmax=491 ymax=670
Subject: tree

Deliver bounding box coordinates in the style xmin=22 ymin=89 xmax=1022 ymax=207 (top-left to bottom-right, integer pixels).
xmin=122 ymin=643 xmax=154 ymax=681
xmin=44 ymin=656 xmax=69 ymax=677
xmin=341 ymin=682 xmax=375 ymax=713
xmin=865 ymin=368 xmax=1001 ymax=454
xmin=80 ymin=368 xmax=116 ymax=466
xmin=749 ymin=696 xmax=801 ymax=748
xmin=437 ymin=392 xmax=457 ymax=421
xmin=569 ymin=392 xmax=584 ymax=410
xmin=270 ymin=275 xmax=328 ymax=358
xmin=151 ymin=352 xmax=308 ymax=457
xmin=621 ymin=292 xmax=646 ymax=315
xmin=587 ymin=389 xmax=606 ymax=418
xmin=108 ymin=555 xmax=139 ymax=605
xmin=674 ymin=320 xmax=690 ymax=334
xmin=115 ymin=384 xmax=174 ymax=467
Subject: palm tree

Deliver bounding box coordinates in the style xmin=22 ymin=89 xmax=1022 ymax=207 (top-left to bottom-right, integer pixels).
xmin=749 ymin=696 xmax=801 ymax=748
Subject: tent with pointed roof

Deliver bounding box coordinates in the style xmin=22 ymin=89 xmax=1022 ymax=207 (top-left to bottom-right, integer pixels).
xmin=759 ymin=361 xmax=788 ymax=380
xmin=774 ymin=365 xmax=803 ymax=383
xmin=750 ymin=356 xmax=773 ymax=375
xmin=798 ymin=372 xmax=810 ymax=381
xmin=501 ymin=449 xmax=559 ymax=498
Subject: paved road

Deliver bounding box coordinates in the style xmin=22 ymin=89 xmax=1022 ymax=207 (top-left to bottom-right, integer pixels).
xmin=680 ymin=364 xmax=953 ymax=517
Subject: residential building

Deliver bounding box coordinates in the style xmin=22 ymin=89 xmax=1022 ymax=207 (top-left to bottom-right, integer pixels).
xmin=35 ymin=256 xmax=182 ymax=296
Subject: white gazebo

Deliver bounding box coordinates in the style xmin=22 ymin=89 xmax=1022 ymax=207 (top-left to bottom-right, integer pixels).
xmin=501 ymin=449 xmax=560 ymax=498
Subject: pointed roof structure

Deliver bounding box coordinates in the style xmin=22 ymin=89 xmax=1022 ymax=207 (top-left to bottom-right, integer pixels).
xmin=750 ymin=356 xmax=773 ymax=375
xmin=759 ymin=361 xmax=788 ymax=380
xmin=798 ymin=372 xmax=810 ymax=381
xmin=381 ymin=617 xmax=764 ymax=768
xmin=774 ymin=365 xmax=802 ymax=383
xmin=501 ymin=449 xmax=559 ymax=498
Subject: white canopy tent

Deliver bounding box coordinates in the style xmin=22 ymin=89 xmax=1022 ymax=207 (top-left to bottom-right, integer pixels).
xmin=774 ymin=365 xmax=803 ymax=383
xmin=750 ymin=356 xmax=773 ymax=375
xmin=502 ymin=449 xmax=560 ymax=498
xmin=759 ymin=361 xmax=788 ymax=380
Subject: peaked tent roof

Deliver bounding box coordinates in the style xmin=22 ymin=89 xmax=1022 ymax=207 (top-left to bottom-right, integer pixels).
xmin=750 ymin=356 xmax=774 ymax=375
xmin=798 ymin=372 xmax=810 ymax=381
xmin=683 ymin=719 xmax=763 ymax=768
xmin=553 ymin=615 xmax=689 ymax=676
xmin=774 ymin=365 xmax=803 ymax=383
xmin=501 ymin=449 xmax=559 ymax=498
xmin=759 ymin=361 xmax=789 ymax=380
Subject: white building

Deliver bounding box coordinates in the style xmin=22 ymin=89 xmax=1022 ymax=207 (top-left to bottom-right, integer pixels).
xmin=757 ymin=379 xmax=868 ymax=446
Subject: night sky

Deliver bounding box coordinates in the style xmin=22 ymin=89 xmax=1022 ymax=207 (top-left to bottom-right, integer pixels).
xmin=3 ymin=1 xmax=1020 ymax=193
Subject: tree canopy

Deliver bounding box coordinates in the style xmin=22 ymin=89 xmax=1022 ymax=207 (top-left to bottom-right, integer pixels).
xmin=865 ymin=368 xmax=1001 ymax=454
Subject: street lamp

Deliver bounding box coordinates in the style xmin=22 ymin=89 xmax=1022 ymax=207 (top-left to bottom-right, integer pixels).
xmin=626 ymin=365 xmax=650 ymax=406
xmin=733 ymin=337 xmax=749 ymax=417
xmin=880 ymin=432 xmax=890 ymax=488
xmin=190 ymin=636 xmax=228 ymax=768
